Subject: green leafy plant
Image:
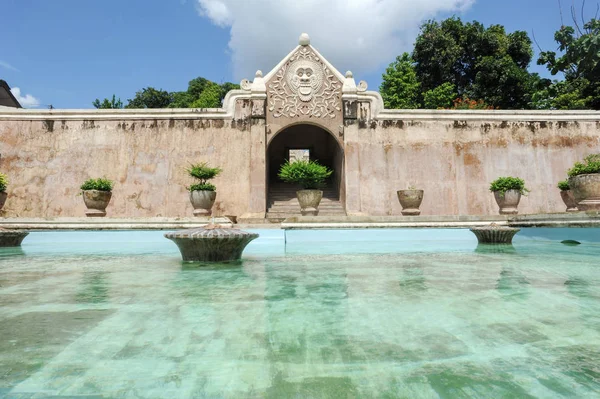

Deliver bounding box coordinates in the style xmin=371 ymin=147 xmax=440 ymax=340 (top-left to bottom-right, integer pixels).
xmin=278 ymin=160 xmax=333 ymax=189
xmin=489 ymin=177 xmax=529 ymax=196
xmin=80 ymin=178 xmax=114 ymax=192
xmin=187 ymin=162 xmax=222 ymax=192
xmin=557 ymin=180 xmax=570 ymax=191
xmin=0 ymin=173 xmax=7 ymax=193
xmin=567 ymin=154 xmax=600 ymax=177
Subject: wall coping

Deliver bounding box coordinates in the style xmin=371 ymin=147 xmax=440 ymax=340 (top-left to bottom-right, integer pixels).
xmin=1 ymin=106 xmax=599 ymax=122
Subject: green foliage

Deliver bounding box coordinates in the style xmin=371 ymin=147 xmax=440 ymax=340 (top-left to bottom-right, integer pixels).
xmin=126 ymin=87 xmax=173 ymax=109
xmin=538 ymin=18 xmax=600 ymax=109
xmin=423 ymin=83 xmax=457 ymax=109
xmin=412 ymin=17 xmax=534 ymax=109
xmin=190 ymin=83 xmax=223 ymax=108
xmin=0 ymin=173 xmax=8 ymax=192
xmin=489 ymin=177 xmax=529 ymax=196
xmin=92 ymin=95 xmax=123 ymax=109
xmin=187 ymin=162 xmax=222 ymax=191
xmin=189 ymin=183 xmax=216 ymax=192
xmin=558 ymin=180 xmax=570 ymax=191
xmin=567 ymin=154 xmax=600 ymax=177
xmin=278 ymin=160 xmax=333 ymax=190
xmin=380 ymin=53 xmax=421 ymax=109
xmin=80 ymin=178 xmax=114 ymax=192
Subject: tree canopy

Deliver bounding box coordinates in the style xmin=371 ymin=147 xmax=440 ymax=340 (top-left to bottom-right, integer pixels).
xmin=92 ymin=95 xmax=123 ymax=109
xmin=411 ymin=17 xmax=535 ymax=109
xmin=98 ymin=77 xmax=240 ymax=109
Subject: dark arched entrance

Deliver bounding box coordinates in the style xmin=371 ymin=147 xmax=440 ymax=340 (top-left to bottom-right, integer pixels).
xmin=266 ymin=124 xmax=345 ymax=219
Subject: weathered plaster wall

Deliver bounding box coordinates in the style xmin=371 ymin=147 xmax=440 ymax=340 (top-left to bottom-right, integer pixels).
xmin=0 ymin=115 xmax=257 ymax=218
xmin=344 ymin=116 xmax=600 ymax=216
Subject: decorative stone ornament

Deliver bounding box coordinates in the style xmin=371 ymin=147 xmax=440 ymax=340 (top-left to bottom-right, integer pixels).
xmin=299 ymin=33 xmax=310 ymax=46
xmin=165 ymin=225 xmax=259 ymax=262
xmin=190 ymin=190 xmax=217 ymax=217
xmin=470 ymin=224 xmax=520 ymax=244
xmin=0 ymin=228 xmax=29 ymax=247
xmin=268 ymin=47 xmax=342 ymax=119
xmin=0 ymin=192 xmax=7 ymax=211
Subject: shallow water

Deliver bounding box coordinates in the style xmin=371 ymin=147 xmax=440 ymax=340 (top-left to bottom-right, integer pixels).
xmin=0 ymin=229 xmax=599 ymax=398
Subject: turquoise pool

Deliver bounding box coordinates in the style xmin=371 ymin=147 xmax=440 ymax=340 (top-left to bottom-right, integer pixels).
xmin=0 ymin=229 xmax=599 ymax=398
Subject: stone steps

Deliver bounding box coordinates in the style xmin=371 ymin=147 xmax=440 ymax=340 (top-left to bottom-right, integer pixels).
xmin=266 ymin=184 xmax=345 ymax=219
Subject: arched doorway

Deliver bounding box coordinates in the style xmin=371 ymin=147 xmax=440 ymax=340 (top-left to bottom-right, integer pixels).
xmin=266 ymin=124 xmax=345 ymax=219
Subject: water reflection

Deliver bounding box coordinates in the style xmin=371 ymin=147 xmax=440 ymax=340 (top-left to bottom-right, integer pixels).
xmin=475 ymin=244 xmax=517 ymax=255
xmin=75 ymin=271 xmax=109 ymax=304
xmin=0 ymin=247 xmax=26 ymax=258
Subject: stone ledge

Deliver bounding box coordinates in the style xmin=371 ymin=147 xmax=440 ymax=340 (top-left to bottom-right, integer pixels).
xmin=0 ymin=217 xmax=233 ymax=230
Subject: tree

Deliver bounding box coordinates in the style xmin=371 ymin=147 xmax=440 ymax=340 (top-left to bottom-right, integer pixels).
xmin=423 ymin=83 xmax=457 ymax=109
xmin=126 ymin=87 xmax=172 ymax=109
xmin=379 ymin=53 xmax=421 ymax=109
xmin=92 ymin=95 xmax=123 ymax=109
xmin=412 ymin=17 xmax=535 ymax=109
xmin=190 ymin=82 xmax=223 ymax=108
xmin=538 ymin=17 xmax=600 ymax=109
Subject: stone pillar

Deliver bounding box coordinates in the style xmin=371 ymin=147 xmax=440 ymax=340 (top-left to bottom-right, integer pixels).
xmin=240 ymin=71 xmax=268 ymax=221
xmin=341 ymin=71 xmax=365 ymax=216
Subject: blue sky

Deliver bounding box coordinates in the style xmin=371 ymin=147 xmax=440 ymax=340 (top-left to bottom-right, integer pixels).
xmin=1 ymin=0 xmax=595 ymax=109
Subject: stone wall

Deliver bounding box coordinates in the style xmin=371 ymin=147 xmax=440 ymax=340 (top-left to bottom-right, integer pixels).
xmin=0 ymin=106 xmax=599 ymax=218
xmin=343 ymin=112 xmax=600 ymax=216
xmin=0 ymin=110 xmax=258 ymax=218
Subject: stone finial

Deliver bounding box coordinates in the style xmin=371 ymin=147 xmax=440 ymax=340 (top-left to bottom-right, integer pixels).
xmin=251 ymin=70 xmax=266 ymax=94
xmin=342 ymin=70 xmax=357 ymax=94
xmin=299 ymin=33 xmax=310 ymax=46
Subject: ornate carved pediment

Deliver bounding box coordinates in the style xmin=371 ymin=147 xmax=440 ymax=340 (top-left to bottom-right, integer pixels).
xmin=267 ymin=46 xmax=342 ymax=119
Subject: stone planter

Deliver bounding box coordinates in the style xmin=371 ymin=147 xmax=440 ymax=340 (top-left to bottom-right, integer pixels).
xmin=568 ymin=174 xmax=600 ymax=211
xmin=82 ymin=190 xmax=112 ymax=217
xmin=0 ymin=192 xmax=6 ymax=211
xmin=493 ymin=189 xmax=521 ymax=215
xmin=397 ymin=189 xmax=424 ymax=216
xmin=297 ymin=189 xmax=323 ymax=216
xmin=559 ymin=190 xmax=579 ymax=212
xmin=190 ymin=190 xmax=217 ymax=216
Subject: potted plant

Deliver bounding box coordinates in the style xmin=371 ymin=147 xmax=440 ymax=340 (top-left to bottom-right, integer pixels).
xmin=489 ymin=177 xmax=529 ymax=215
xmin=278 ymin=160 xmax=332 ymax=216
xmin=567 ymin=154 xmax=600 ymax=211
xmin=80 ymin=178 xmax=114 ymax=217
xmin=187 ymin=162 xmax=222 ymax=216
xmin=0 ymin=173 xmax=7 ymax=211
xmin=397 ymin=185 xmax=424 ymax=216
xmin=557 ymin=180 xmax=578 ymax=212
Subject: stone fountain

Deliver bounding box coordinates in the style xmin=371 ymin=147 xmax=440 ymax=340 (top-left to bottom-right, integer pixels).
xmin=0 ymin=228 xmax=29 ymax=247
xmin=469 ymin=223 xmax=520 ymax=244
xmin=165 ymin=224 xmax=259 ymax=262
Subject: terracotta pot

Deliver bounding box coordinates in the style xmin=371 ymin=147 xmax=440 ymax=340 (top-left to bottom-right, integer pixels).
xmin=397 ymin=189 xmax=424 ymax=216
xmin=559 ymin=190 xmax=579 ymax=212
xmin=82 ymin=190 xmax=112 ymax=217
xmin=568 ymin=174 xmax=600 ymax=211
xmin=0 ymin=192 xmax=7 ymax=211
xmin=493 ymin=189 xmax=521 ymax=215
xmin=296 ymin=189 xmax=323 ymax=216
xmin=190 ymin=190 xmax=216 ymax=216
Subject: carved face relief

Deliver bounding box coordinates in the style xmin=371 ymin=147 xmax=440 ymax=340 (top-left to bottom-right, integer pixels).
xmin=287 ymin=60 xmax=323 ymax=102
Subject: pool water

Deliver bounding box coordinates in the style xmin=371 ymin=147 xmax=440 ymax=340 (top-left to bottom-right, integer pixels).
xmin=0 ymin=229 xmax=599 ymax=398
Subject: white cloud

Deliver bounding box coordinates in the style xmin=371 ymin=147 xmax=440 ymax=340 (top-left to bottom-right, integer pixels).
xmin=0 ymin=60 xmax=19 ymax=72
xmin=10 ymin=87 xmax=40 ymax=108
xmin=196 ymin=0 xmax=475 ymax=80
